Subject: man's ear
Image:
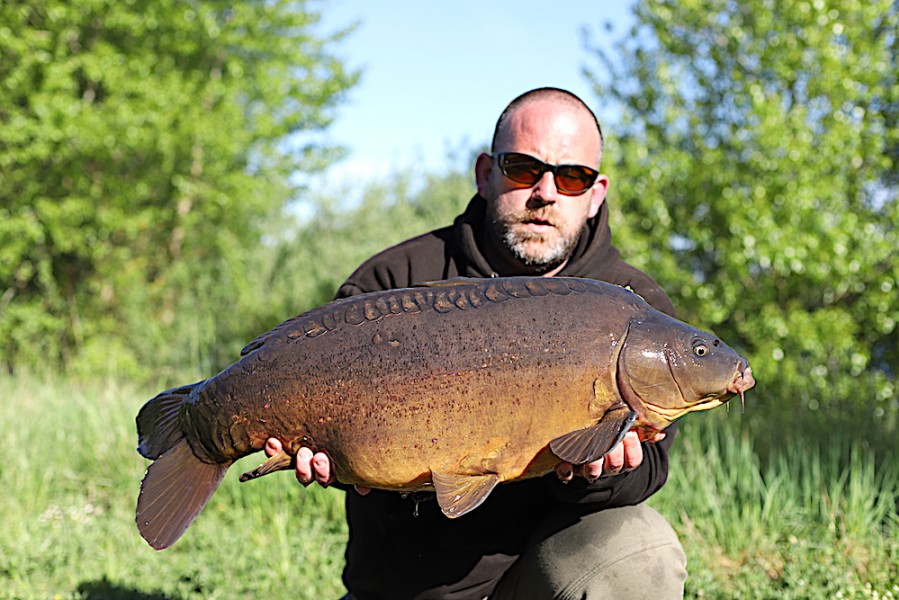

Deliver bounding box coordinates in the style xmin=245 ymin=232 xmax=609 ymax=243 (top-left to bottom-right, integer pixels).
xmin=474 ymin=153 xmax=494 ymax=198
xmin=587 ymin=174 xmax=610 ymax=218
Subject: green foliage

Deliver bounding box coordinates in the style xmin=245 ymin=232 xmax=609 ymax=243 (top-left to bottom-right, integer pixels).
xmin=585 ymin=0 xmax=898 ymax=433
xmin=0 ymin=0 xmax=358 ymax=376
xmin=250 ymin=168 xmax=475 ymax=343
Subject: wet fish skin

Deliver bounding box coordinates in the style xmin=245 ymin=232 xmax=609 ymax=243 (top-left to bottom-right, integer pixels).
xmin=135 ymin=276 xmax=753 ymax=550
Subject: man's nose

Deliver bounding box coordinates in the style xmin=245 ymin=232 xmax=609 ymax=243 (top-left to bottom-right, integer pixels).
xmin=530 ymin=171 xmax=560 ymax=203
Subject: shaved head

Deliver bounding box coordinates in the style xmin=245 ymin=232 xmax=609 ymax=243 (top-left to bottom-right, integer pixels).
xmin=491 ymin=87 xmax=604 ymax=166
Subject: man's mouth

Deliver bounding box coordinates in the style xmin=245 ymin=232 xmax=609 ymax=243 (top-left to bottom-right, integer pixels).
xmin=520 ymin=215 xmax=556 ymax=233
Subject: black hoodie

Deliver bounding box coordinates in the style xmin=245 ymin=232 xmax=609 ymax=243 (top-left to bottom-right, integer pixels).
xmin=335 ymin=195 xmax=677 ymax=600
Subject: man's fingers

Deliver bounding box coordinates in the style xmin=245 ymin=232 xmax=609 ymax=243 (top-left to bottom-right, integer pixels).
xmin=602 ymin=439 xmax=626 ymax=474
xmin=555 ymin=462 xmax=574 ymax=483
xmin=295 ymin=447 xmax=315 ymax=485
xmin=600 ymin=431 xmax=644 ymax=476
xmin=621 ymin=431 xmax=643 ymax=470
xmin=265 ymin=437 xmax=283 ymax=457
xmin=578 ymin=458 xmax=604 ymax=483
xmin=265 ymin=439 xmax=337 ymax=488
xmin=312 ymin=452 xmax=334 ymax=486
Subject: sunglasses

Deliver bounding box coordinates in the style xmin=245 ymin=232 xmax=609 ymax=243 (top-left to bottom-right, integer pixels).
xmin=494 ymin=152 xmax=599 ymax=196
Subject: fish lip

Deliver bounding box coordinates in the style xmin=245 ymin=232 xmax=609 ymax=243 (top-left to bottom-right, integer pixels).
xmin=726 ymin=364 xmax=755 ymax=396
xmin=726 ymin=364 xmax=754 ymax=412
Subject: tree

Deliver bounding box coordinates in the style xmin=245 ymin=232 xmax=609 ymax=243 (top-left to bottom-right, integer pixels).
xmin=258 ymin=167 xmax=475 ymax=332
xmin=0 ymin=0 xmax=358 ymax=374
xmin=585 ymin=0 xmax=898 ymax=433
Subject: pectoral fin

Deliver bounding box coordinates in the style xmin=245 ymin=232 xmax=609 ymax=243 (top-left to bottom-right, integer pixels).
xmin=431 ymin=470 xmax=500 ymax=519
xmin=549 ymin=406 xmax=637 ymax=464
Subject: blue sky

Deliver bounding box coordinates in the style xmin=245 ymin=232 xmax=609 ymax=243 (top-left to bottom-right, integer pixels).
xmin=312 ymin=1 xmax=636 ymax=185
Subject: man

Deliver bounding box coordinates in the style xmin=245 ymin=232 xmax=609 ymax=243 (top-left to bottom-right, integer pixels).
xmin=267 ymin=87 xmax=686 ymax=598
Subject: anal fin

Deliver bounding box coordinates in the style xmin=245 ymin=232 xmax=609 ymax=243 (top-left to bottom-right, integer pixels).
xmin=549 ymin=406 xmax=637 ymax=464
xmin=239 ymin=449 xmax=293 ymax=482
xmin=431 ymin=470 xmax=500 ymax=519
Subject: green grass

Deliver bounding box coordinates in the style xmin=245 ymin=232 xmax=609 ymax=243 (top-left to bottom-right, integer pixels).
xmin=652 ymin=414 xmax=899 ymax=599
xmin=2 ymin=374 xmax=897 ymax=598
xmin=0 ymin=374 xmax=348 ymax=599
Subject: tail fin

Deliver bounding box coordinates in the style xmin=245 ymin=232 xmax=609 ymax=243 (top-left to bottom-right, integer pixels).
xmin=136 ymin=382 xmax=202 ymax=459
xmin=135 ymin=381 xmax=229 ymax=550
xmin=136 ymin=439 xmax=230 ymax=550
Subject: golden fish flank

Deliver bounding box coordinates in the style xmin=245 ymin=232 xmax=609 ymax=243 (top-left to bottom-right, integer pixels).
xmin=134 ymin=276 xmax=755 ymax=550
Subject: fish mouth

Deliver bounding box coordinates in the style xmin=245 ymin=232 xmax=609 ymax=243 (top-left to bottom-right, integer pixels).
xmin=726 ymin=364 xmax=755 ymax=411
xmin=619 ymin=358 xmax=754 ymax=427
xmin=690 ymin=361 xmax=755 ymax=411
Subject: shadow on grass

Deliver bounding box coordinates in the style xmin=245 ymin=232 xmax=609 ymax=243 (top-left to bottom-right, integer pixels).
xmin=77 ymin=577 xmax=171 ymax=600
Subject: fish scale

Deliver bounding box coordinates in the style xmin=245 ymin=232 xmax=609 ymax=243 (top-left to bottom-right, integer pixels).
xmin=134 ymin=276 xmax=754 ymax=550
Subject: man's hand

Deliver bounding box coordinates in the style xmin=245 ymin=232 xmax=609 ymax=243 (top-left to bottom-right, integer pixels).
xmin=555 ymin=431 xmax=666 ymax=483
xmin=264 ymin=438 xmax=370 ymax=495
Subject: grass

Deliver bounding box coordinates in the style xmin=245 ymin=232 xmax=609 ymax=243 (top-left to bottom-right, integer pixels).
xmin=0 ymin=374 xmax=347 ymax=599
xmin=1 ymin=373 xmax=897 ymax=598
xmin=652 ymin=413 xmax=899 ymax=599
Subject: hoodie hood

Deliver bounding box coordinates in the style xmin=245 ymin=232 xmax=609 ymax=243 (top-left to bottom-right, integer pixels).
xmin=452 ymin=195 xmax=622 ymax=279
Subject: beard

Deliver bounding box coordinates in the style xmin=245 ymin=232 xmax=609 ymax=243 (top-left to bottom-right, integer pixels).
xmin=486 ymin=204 xmax=583 ymax=269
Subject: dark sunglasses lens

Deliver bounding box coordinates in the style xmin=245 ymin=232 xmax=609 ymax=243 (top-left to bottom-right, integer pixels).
xmin=499 ymin=154 xmax=544 ymax=185
xmin=555 ymin=166 xmax=598 ymax=193
xmin=497 ymin=153 xmax=598 ymax=194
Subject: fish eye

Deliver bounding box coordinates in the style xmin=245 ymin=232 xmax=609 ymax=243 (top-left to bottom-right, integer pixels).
xmin=693 ymin=342 xmax=710 ymax=357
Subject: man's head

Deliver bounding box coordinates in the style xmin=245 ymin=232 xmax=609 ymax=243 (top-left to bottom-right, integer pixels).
xmin=475 ymin=88 xmax=610 ymax=275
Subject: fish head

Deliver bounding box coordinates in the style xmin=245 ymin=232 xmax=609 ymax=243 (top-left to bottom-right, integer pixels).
xmin=616 ymin=313 xmax=755 ymax=439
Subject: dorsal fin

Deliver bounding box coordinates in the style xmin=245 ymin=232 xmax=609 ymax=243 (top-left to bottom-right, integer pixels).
xmin=414 ymin=277 xmax=485 ymax=287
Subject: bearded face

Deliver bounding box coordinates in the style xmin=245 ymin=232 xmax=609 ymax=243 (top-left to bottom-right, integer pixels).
xmin=485 ymin=199 xmax=584 ymax=269
xmin=476 ymin=97 xmax=606 ymax=273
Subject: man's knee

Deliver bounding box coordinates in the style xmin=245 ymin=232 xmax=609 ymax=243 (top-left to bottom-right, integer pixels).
xmin=494 ymin=504 xmax=686 ymax=599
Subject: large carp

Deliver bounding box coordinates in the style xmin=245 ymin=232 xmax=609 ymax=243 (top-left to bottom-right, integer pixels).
xmin=135 ymin=276 xmax=754 ymax=550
